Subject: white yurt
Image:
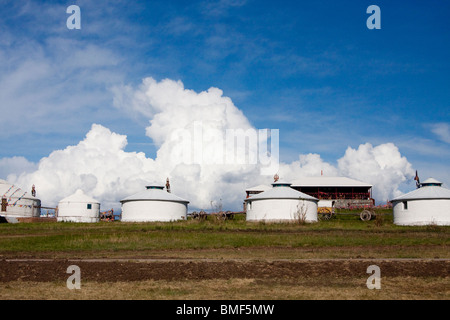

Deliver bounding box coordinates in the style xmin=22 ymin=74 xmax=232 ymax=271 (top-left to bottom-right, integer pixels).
xmin=120 ymin=182 xmax=189 ymax=222
xmin=244 ymin=180 xmax=319 ymax=222
xmin=0 ymin=179 xmax=41 ymax=220
xmin=391 ymin=178 xmax=450 ymax=226
xmin=57 ymin=189 xmax=100 ymax=223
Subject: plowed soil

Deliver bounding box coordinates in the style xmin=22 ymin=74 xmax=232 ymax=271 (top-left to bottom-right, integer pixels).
xmin=1 ymin=258 xmax=448 ymax=282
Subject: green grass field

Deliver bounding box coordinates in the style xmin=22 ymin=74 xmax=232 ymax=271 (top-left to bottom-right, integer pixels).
xmin=0 ymin=210 xmax=448 ymax=260
xmin=0 ymin=210 xmax=448 ymax=300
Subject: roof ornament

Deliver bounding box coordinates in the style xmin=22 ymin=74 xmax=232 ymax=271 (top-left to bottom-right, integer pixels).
xmin=274 ymin=173 xmax=279 ymax=182
xmin=166 ymin=177 xmax=171 ymax=193
xmin=414 ymin=170 xmax=420 ymax=189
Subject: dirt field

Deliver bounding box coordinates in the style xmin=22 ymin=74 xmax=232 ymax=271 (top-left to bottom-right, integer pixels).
xmin=1 ymin=258 xmax=448 ymax=283
xmin=0 ymin=256 xmax=448 ymax=300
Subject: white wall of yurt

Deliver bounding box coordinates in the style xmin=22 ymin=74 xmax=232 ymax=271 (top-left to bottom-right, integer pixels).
xmin=121 ymin=199 xmax=188 ymax=222
xmin=57 ymin=189 xmax=100 ymax=223
xmin=392 ymin=199 xmax=450 ymax=226
xmin=246 ymin=198 xmax=318 ymax=222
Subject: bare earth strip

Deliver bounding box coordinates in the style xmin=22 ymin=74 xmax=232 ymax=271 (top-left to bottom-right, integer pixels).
xmin=1 ymin=258 xmax=448 ymax=282
xmin=0 ymin=258 xmax=448 ymax=300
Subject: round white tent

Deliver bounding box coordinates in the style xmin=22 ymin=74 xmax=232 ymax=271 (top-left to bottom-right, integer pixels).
xmin=57 ymin=189 xmax=100 ymax=223
xmin=244 ymin=181 xmax=319 ymax=222
xmin=120 ymin=183 xmax=189 ymax=222
xmin=0 ymin=179 xmax=41 ymax=220
xmin=391 ymin=178 xmax=450 ymax=226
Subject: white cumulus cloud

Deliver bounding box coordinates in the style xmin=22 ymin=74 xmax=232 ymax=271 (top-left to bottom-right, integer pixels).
xmin=13 ymin=124 xmax=157 ymax=209
xmin=337 ymin=143 xmax=415 ymax=201
xmin=9 ymin=78 xmax=415 ymax=211
xmin=0 ymin=156 xmax=37 ymax=181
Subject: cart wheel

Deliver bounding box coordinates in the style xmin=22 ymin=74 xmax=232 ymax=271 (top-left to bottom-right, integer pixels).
xmin=322 ymin=212 xmax=332 ymax=220
xmin=360 ymin=210 xmax=372 ymax=221
xmin=319 ymin=208 xmax=332 ymax=220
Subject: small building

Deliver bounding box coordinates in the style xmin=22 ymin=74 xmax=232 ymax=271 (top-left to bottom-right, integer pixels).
xmin=0 ymin=179 xmax=41 ymax=221
xmin=120 ymin=182 xmax=189 ymax=222
xmin=57 ymin=189 xmax=100 ymax=223
xmin=244 ymin=181 xmax=319 ymax=222
xmin=290 ymin=176 xmax=374 ymax=209
xmin=391 ymin=178 xmax=450 ymax=226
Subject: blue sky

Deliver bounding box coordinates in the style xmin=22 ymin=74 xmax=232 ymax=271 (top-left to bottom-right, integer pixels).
xmin=0 ymin=0 xmax=449 ymax=199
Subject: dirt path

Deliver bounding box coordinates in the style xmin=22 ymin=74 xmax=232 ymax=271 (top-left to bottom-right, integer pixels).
xmin=1 ymin=258 xmax=448 ymax=282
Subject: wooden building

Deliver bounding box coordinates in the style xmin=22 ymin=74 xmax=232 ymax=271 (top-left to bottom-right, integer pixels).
xmin=290 ymin=176 xmax=374 ymax=209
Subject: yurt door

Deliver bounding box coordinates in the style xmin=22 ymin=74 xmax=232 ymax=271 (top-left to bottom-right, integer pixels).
xmin=1 ymin=197 xmax=7 ymax=212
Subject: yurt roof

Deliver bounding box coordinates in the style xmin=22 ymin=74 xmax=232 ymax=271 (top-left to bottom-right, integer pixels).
xmin=0 ymin=179 xmax=39 ymax=200
xmin=291 ymin=176 xmax=372 ymax=187
xmin=59 ymin=189 xmax=99 ymax=204
xmin=272 ymin=180 xmax=292 ymax=187
xmin=120 ymin=187 xmax=189 ymax=204
xmin=420 ymin=178 xmax=442 ymax=185
xmin=245 ymin=184 xmax=318 ymax=202
xmin=391 ymin=183 xmax=450 ymax=201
